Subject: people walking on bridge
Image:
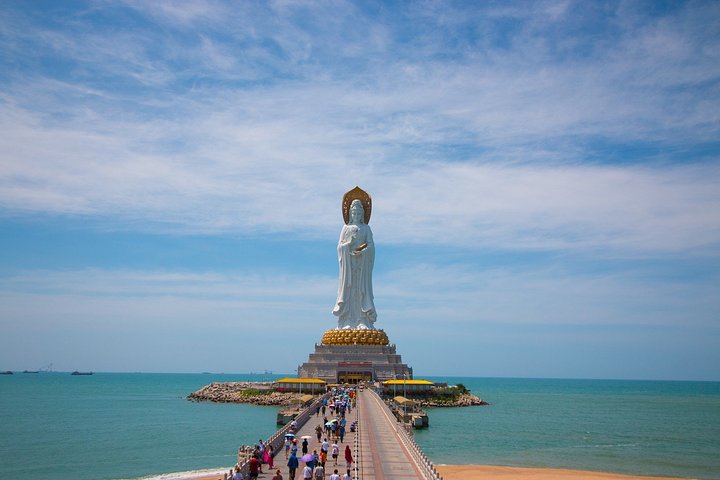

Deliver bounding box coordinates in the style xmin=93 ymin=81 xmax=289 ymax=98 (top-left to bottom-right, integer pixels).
xmin=329 ymin=468 xmax=340 ymax=480
xmin=312 ymin=463 xmax=325 ymax=479
xmin=303 ymin=463 xmax=313 ymax=480
xmin=284 ymin=436 xmax=291 ymax=459
xmin=267 ymin=445 xmax=275 ymax=468
xmin=232 ymin=465 xmax=244 ymax=480
xmin=339 ymin=425 xmax=345 ymax=443
xmin=272 ymin=469 xmax=283 ymax=480
xmin=315 ymin=424 xmax=323 ymax=442
xmin=342 ymin=469 xmax=351 ymax=480
xmin=344 ymin=445 xmax=353 ymax=469
xmin=287 ymin=452 xmax=299 ymax=480
xmin=331 ymin=442 xmax=339 ymax=466
xmin=302 ymin=438 xmax=308 ymax=455
xmin=248 ymin=455 xmax=260 ymax=480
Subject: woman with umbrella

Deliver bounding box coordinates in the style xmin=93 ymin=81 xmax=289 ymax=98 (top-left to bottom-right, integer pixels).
xmin=284 ymin=434 xmax=293 ymax=459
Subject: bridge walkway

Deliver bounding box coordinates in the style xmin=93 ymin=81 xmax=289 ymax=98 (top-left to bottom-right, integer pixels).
xmin=355 ymin=388 xmax=442 ymax=480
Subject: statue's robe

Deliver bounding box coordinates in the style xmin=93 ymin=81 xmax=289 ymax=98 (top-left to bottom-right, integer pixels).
xmin=332 ymin=222 xmax=376 ymax=329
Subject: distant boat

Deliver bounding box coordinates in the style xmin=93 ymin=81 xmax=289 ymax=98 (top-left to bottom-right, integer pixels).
xmin=22 ymin=370 xmax=39 ymax=374
xmin=1 ymin=371 xmax=12 ymax=375
xmin=71 ymin=371 xmax=93 ymax=376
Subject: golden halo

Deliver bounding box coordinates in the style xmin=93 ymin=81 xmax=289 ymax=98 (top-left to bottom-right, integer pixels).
xmin=342 ymin=186 xmax=372 ymax=225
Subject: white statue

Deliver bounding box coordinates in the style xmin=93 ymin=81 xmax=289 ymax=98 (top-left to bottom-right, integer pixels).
xmin=332 ymin=188 xmax=376 ymax=330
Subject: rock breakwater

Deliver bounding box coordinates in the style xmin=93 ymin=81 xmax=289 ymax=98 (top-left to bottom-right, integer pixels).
xmin=188 ymin=382 xmax=308 ymax=406
xmin=417 ymin=393 xmax=489 ymax=407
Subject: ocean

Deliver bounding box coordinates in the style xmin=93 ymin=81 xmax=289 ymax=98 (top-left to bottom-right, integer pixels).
xmin=0 ymin=373 xmax=718 ymax=480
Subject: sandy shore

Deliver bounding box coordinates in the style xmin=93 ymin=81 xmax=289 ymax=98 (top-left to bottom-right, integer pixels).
xmin=169 ymin=465 xmax=689 ymax=480
xmin=436 ymin=465 xmax=688 ymax=480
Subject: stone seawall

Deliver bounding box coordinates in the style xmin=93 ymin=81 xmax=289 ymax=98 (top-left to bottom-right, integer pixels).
xmin=417 ymin=393 xmax=489 ymax=407
xmin=187 ymin=382 xmax=309 ymax=406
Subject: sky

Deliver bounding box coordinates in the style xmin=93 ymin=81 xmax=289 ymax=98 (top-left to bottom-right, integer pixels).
xmin=1 ymin=0 xmax=719 ymax=380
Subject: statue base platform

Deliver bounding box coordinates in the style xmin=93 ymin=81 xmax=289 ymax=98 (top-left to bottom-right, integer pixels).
xmin=298 ymin=333 xmax=412 ymax=384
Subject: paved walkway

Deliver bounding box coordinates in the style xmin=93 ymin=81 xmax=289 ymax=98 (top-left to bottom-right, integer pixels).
xmin=355 ymin=389 xmax=429 ymax=480
xmin=249 ymin=389 xmax=437 ymax=480
xmin=253 ymin=400 xmax=359 ymax=479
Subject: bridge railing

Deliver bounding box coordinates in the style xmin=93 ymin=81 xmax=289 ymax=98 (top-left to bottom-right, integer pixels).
xmin=366 ymin=389 xmax=443 ymax=480
xmin=234 ymin=392 xmax=332 ymax=477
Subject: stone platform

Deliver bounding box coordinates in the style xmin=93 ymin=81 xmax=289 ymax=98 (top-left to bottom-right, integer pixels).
xmin=298 ymin=342 xmax=412 ymax=384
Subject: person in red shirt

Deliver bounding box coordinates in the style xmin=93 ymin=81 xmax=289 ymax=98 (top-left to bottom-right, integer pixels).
xmin=344 ymin=445 xmax=353 ymax=469
xmin=248 ymin=456 xmax=260 ymax=479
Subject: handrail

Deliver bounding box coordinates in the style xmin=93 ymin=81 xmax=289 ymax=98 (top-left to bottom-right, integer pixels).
xmin=234 ymin=392 xmax=333 ymax=477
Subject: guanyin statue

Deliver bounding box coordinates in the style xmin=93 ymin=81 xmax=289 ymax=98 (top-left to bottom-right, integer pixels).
xmin=332 ymin=187 xmax=377 ymax=330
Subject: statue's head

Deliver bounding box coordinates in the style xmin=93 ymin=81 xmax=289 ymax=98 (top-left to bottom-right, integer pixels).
xmin=349 ymin=199 xmax=364 ymax=224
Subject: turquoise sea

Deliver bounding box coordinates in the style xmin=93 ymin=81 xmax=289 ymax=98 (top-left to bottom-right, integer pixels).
xmin=0 ymin=373 xmax=718 ymax=480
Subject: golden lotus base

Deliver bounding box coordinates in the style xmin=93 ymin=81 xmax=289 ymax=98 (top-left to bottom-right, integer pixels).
xmin=321 ymin=329 xmax=389 ymax=346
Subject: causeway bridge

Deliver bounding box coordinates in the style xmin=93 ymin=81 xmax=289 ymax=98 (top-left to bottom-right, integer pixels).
xmin=234 ymin=388 xmax=442 ymax=480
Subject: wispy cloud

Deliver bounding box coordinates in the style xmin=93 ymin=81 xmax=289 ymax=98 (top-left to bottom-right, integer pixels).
xmin=1 ymin=1 xmax=718 ymax=258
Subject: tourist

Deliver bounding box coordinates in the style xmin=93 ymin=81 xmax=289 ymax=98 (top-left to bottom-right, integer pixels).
xmin=338 ymin=425 xmax=345 ymax=443
xmin=272 ymin=469 xmax=283 ymax=480
xmin=313 ymin=463 xmax=325 ymax=480
xmin=342 ymin=469 xmax=351 ymax=480
xmin=344 ymin=445 xmax=353 ymax=469
xmin=315 ymin=424 xmax=323 ymax=442
xmin=331 ymin=442 xmax=339 ymax=466
xmin=329 ymin=469 xmax=340 ymax=480
xmin=267 ymin=445 xmax=275 ymax=468
xmin=248 ymin=455 xmax=260 ymax=480
xmin=312 ymin=450 xmax=319 ymax=468
xmin=303 ymin=463 xmax=313 ymax=480
xmin=302 ymin=438 xmax=309 ymax=455
xmin=322 ymin=404 xmax=326 ymax=416
xmin=258 ymin=441 xmax=265 ymax=473
xmin=285 ymin=436 xmax=291 ymax=459
xmin=319 ymin=449 xmax=327 ymax=469
xmin=316 ymin=404 xmax=321 ymax=416
xmin=287 ymin=452 xmax=299 ymax=480
xmin=321 ymin=438 xmax=329 ymax=456
xmin=232 ymin=465 xmax=244 ymax=480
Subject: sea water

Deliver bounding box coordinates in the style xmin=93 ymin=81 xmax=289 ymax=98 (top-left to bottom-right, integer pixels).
xmin=1 ymin=374 xmax=718 ymax=480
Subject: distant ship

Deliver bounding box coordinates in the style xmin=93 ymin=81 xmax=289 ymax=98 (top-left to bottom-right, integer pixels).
xmin=1 ymin=371 xmax=12 ymax=375
xmin=22 ymin=370 xmax=39 ymax=374
xmin=71 ymin=371 xmax=93 ymax=376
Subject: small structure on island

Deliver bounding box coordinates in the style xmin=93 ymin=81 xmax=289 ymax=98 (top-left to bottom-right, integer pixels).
xmin=298 ymin=187 xmax=413 ymax=384
xmin=272 ymin=377 xmax=327 ymax=394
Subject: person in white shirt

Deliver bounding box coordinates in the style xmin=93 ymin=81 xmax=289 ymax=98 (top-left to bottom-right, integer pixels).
xmin=303 ymin=465 xmax=313 ymax=479
xmin=331 ymin=443 xmax=339 ymax=466
xmin=342 ymin=469 xmax=352 ymax=480
xmin=329 ymin=468 xmax=340 ymax=480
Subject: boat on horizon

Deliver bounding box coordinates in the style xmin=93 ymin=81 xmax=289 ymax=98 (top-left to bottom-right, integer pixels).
xmin=71 ymin=371 xmax=93 ymax=376
xmin=22 ymin=370 xmax=39 ymax=374
xmin=1 ymin=371 xmax=12 ymax=375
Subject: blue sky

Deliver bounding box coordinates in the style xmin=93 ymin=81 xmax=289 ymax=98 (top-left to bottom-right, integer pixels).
xmin=1 ymin=0 xmax=719 ymax=380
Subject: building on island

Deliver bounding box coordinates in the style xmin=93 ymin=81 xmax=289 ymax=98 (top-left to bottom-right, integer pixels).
xmin=273 ymin=378 xmax=327 ymax=394
xmin=382 ymin=379 xmax=434 ymax=396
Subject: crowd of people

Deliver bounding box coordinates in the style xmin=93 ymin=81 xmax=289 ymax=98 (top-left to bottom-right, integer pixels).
xmin=231 ymin=386 xmax=359 ymax=480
